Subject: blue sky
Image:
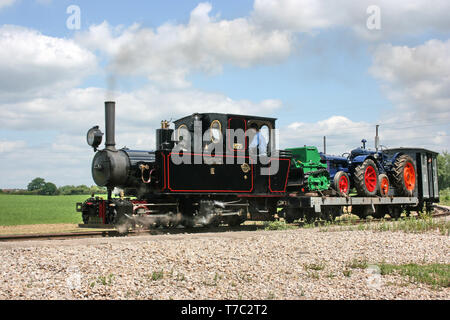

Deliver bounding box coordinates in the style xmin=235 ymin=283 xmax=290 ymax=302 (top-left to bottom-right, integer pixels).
xmin=0 ymin=0 xmax=449 ymax=188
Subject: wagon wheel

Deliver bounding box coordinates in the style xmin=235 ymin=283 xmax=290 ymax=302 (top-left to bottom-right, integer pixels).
xmin=320 ymin=207 xmax=336 ymax=222
xmin=391 ymin=154 xmax=416 ymax=197
xmin=378 ymin=174 xmax=390 ymax=197
xmin=388 ymin=206 xmax=402 ymax=220
xmin=352 ymin=206 xmax=373 ymax=219
xmin=354 ymin=159 xmax=379 ymax=196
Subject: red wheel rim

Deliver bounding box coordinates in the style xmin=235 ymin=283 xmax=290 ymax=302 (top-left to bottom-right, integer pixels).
xmin=339 ymin=175 xmax=349 ymax=194
xmin=364 ymin=166 xmax=377 ymax=192
xmin=404 ymin=162 xmax=416 ymax=191
xmin=380 ymin=177 xmax=389 ymax=196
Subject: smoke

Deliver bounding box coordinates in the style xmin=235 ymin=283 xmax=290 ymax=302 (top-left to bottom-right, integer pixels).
xmin=105 ymin=73 xmax=117 ymax=101
xmin=128 ymin=213 xmax=183 ymax=228
xmin=114 ymin=211 xmax=219 ymax=234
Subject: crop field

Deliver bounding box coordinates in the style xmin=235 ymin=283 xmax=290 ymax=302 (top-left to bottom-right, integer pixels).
xmin=0 ymin=194 xmax=92 ymax=226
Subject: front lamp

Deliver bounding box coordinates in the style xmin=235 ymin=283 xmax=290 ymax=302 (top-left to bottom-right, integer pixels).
xmin=87 ymin=126 xmax=103 ymax=151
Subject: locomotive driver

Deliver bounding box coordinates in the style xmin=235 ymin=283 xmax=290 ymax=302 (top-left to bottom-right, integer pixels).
xmin=249 ymin=123 xmax=267 ymax=157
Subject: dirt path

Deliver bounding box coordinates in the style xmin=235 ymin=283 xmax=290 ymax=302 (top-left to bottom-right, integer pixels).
xmin=0 ymin=224 xmax=101 ymax=235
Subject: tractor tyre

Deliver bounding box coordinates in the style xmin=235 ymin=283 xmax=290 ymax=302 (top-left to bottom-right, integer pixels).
xmin=354 ymin=159 xmax=379 ymax=197
xmin=333 ymin=171 xmax=350 ymax=196
xmin=378 ymin=174 xmax=390 ymax=197
xmin=391 ymin=154 xmax=416 ymax=197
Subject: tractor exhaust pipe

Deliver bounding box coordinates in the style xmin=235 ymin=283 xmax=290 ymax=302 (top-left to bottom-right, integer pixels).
xmin=105 ymin=101 xmax=116 ymax=150
xmin=375 ymin=124 xmax=380 ymax=152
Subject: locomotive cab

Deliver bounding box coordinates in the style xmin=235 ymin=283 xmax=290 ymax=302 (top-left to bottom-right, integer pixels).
xmin=166 ymin=112 xmax=290 ymax=194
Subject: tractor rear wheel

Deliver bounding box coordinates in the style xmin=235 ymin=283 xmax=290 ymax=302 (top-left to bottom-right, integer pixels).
xmin=354 ymin=159 xmax=379 ymax=196
xmin=333 ymin=171 xmax=350 ymax=195
xmin=391 ymin=154 xmax=416 ymax=196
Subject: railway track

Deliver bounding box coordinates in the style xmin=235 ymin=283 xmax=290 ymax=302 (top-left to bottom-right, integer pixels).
xmin=0 ymin=224 xmax=265 ymax=243
xmin=0 ymin=205 xmax=448 ymax=242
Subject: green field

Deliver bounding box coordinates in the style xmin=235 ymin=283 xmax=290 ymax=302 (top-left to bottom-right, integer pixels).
xmin=0 ymin=194 xmax=91 ymax=226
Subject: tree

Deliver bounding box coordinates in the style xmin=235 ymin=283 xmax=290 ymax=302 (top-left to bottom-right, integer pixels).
xmin=39 ymin=182 xmax=58 ymax=195
xmin=438 ymin=151 xmax=450 ymax=190
xmin=27 ymin=177 xmax=46 ymax=191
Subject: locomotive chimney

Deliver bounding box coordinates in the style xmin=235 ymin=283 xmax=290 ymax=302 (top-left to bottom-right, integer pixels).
xmin=105 ymin=101 xmax=116 ymax=150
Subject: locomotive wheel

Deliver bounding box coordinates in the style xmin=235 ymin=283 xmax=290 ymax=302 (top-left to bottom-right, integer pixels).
xmin=354 ymin=159 xmax=379 ymax=196
xmin=333 ymin=171 xmax=350 ymax=195
xmin=82 ymin=211 xmax=90 ymax=224
xmin=284 ymin=208 xmax=300 ymax=223
xmin=391 ymin=154 xmax=416 ymax=196
xmin=228 ymin=216 xmax=245 ymax=227
xmin=378 ymin=174 xmax=390 ymax=197
xmin=181 ymin=217 xmax=195 ymax=228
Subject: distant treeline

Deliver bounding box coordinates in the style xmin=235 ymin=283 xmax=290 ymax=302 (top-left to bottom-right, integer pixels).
xmin=0 ymin=177 xmax=107 ymax=196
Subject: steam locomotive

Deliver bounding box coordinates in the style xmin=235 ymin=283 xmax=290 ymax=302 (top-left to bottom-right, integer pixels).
xmin=77 ymin=101 xmax=440 ymax=228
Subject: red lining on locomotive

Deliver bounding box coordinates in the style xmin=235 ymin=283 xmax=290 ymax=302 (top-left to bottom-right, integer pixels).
xmin=268 ymin=158 xmax=291 ymax=193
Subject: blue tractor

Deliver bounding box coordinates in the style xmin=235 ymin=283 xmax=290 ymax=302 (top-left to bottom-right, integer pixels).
xmin=320 ymin=140 xmax=417 ymax=198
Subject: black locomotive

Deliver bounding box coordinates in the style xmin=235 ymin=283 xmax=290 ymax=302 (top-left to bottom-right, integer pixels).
xmin=79 ymin=101 xmax=292 ymax=228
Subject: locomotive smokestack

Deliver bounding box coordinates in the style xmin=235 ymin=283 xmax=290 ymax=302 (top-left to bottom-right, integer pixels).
xmin=105 ymin=101 xmax=116 ymax=150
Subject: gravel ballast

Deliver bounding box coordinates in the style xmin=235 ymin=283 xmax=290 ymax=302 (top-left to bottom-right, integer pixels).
xmin=0 ymin=228 xmax=448 ymax=300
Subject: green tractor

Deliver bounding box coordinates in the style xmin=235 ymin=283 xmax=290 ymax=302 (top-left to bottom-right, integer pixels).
xmin=286 ymin=146 xmax=330 ymax=192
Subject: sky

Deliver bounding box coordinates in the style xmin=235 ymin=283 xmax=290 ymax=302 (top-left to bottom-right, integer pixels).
xmin=0 ymin=0 xmax=449 ymax=188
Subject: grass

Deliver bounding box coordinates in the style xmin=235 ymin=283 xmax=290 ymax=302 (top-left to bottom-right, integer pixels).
xmin=363 ymin=217 xmax=449 ymax=236
xmin=440 ymin=188 xmax=450 ymax=206
xmin=346 ymin=258 xmax=369 ymax=269
xmin=150 ymin=270 xmax=164 ymax=281
xmin=0 ymin=194 xmax=100 ymax=226
xmin=263 ymin=220 xmax=297 ymax=231
xmin=90 ymin=273 xmax=114 ymax=287
xmin=303 ymin=262 xmax=326 ymax=271
xmin=378 ymin=263 xmax=449 ymax=289
xmin=316 ymin=216 xmax=449 ymax=236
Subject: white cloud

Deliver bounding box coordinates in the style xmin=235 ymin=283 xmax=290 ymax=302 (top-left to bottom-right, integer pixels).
xmin=252 ymin=0 xmax=450 ymax=39
xmin=0 ymin=139 xmax=26 ymax=152
xmin=370 ymin=39 xmax=450 ymax=122
xmin=76 ymin=3 xmax=292 ymax=88
xmin=0 ymin=85 xmax=281 ymax=135
xmin=281 ymin=116 xmax=374 ymax=154
xmin=0 ymin=25 xmax=97 ymax=102
xmin=0 ymin=0 xmax=15 ymax=10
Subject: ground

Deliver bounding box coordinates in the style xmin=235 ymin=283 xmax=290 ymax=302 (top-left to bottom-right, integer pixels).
xmin=0 ymin=227 xmax=448 ymax=300
xmin=0 ymin=224 xmax=81 ymax=235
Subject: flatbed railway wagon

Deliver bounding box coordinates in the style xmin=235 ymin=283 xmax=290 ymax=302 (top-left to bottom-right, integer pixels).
xmin=282 ymin=147 xmax=439 ymax=222
xmin=77 ymin=101 xmax=440 ymax=228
